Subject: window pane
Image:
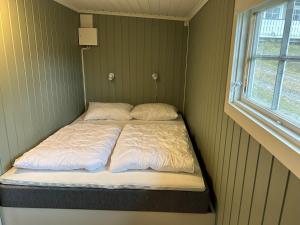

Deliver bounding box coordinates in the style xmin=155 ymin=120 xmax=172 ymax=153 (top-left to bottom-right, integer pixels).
xmin=249 ymin=59 xmax=279 ymax=108
xmin=257 ymin=38 xmax=282 ymax=55
xmin=279 ymin=61 xmax=300 ymax=123
xmin=293 ymin=1 xmax=300 ymax=21
xmin=288 ymin=0 xmax=300 ymax=56
xmin=257 ymin=4 xmax=287 ymax=56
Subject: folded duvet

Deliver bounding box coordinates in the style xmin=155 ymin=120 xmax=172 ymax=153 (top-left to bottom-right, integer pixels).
xmin=110 ymin=124 xmax=195 ymax=173
xmin=14 ymin=123 xmax=121 ymax=171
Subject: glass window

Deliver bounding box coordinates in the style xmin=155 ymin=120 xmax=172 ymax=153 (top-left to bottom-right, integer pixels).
xmin=293 ymin=2 xmax=300 ymax=20
xmin=279 ymin=61 xmax=300 ymax=122
xmin=243 ymin=0 xmax=300 ymax=129
xmin=264 ymin=6 xmax=284 ymax=19
xmin=248 ymin=59 xmax=278 ymax=108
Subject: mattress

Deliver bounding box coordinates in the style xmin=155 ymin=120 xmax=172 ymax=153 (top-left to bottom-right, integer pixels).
xmin=0 ymin=115 xmax=211 ymax=213
xmin=0 ymin=115 xmax=205 ymax=192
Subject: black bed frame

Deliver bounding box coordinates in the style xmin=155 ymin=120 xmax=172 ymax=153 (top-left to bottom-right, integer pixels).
xmin=0 ymin=184 xmax=211 ymax=213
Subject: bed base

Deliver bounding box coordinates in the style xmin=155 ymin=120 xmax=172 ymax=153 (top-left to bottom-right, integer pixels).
xmin=0 ymin=207 xmax=215 ymax=225
xmin=0 ymin=184 xmax=210 ymax=213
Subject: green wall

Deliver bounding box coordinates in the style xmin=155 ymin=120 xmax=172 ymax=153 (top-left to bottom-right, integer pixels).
xmin=84 ymin=15 xmax=187 ymax=111
xmin=184 ymin=0 xmax=300 ymax=225
xmin=0 ymin=0 xmax=84 ymax=174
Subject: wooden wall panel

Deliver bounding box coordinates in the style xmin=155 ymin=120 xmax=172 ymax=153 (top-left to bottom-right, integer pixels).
xmin=248 ymin=148 xmax=273 ymax=225
xmin=0 ymin=91 xmax=10 ymax=175
xmin=280 ymin=173 xmax=300 ymax=225
xmin=184 ymin=0 xmax=300 ymax=225
xmin=262 ymin=159 xmax=289 ymax=225
xmin=84 ymin=15 xmax=187 ymax=111
xmin=0 ymin=0 xmax=84 ymax=174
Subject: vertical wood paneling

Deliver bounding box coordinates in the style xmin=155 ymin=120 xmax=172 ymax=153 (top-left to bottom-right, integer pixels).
xmin=129 ymin=17 xmax=137 ymax=104
xmin=0 ymin=7 xmax=9 ymax=171
xmin=248 ymin=148 xmax=273 ymax=225
xmin=0 ymin=0 xmax=21 ymax=164
xmin=84 ymin=15 xmax=187 ymax=111
xmin=237 ymin=138 xmax=260 ymax=225
xmin=15 ymin=0 xmax=36 ymax=145
xmin=184 ymin=0 xmax=300 ymax=225
xmin=279 ymin=173 xmax=300 ymax=225
xmin=143 ymin=19 xmax=152 ymax=103
xmin=0 ymin=0 xmax=84 ymax=174
xmin=136 ymin=18 xmax=145 ymax=103
xmin=216 ymin=118 xmax=233 ymax=198
xmin=262 ymin=159 xmax=289 ymax=225
xmin=8 ymin=0 xmax=28 ymax=154
xmin=217 ymin=121 xmax=241 ymax=225
xmin=228 ymin=130 xmax=250 ymax=225
xmin=0 ymin=90 xmax=10 ymax=174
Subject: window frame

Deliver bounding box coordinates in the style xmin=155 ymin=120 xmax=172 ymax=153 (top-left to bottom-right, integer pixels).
xmin=241 ymin=1 xmax=300 ymax=137
xmin=225 ymin=0 xmax=300 ymax=179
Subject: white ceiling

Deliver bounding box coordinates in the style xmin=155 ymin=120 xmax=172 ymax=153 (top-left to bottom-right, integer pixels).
xmin=54 ymin=0 xmax=208 ymax=21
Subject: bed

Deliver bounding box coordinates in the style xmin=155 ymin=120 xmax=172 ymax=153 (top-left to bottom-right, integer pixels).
xmin=0 ymin=115 xmax=214 ymax=225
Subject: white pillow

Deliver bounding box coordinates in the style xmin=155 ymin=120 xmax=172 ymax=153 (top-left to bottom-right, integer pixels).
xmin=130 ymin=103 xmax=178 ymax=121
xmin=84 ymin=102 xmax=133 ymax=121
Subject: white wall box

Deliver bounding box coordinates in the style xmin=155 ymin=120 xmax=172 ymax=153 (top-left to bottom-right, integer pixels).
xmin=79 ymin=28 xmax=98 ymax=46
xmin=80 ymin=14 xmax=93 ymax=28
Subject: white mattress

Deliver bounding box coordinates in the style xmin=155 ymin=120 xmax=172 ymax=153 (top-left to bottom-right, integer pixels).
xmin=0 ymin=115 xmax=206 ymax=192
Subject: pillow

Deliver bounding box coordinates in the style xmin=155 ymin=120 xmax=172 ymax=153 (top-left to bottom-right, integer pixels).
xmin=84 ymin=102 xmax=133 ymax=121
xmin=130 ymin=103 xmax=178 ymax=121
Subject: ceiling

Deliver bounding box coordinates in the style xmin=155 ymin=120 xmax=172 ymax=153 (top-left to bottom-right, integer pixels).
xmin=54 ymin=0 xmax=208 ymax=21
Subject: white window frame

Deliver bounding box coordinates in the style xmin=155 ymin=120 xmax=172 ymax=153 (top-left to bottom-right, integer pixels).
xmin=243 ymin=0 xmax=300 ymax=136
xmin=225 ymin=0 xmax=300 ymax=179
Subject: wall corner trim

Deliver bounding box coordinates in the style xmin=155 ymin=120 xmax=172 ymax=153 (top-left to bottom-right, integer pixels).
xmin=53 ymin=0 xmax=79 ymax=12
xmin=187 ymin=0 xmax=209 ymax=21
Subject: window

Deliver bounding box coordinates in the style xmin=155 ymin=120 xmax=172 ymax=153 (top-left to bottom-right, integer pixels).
xmin=239 ymin=0 xmax=300 ymax=138
xmin=243 ymin=0 xmax=300 ymax=134
xmin=229 ymin=0 xmax=300 ymax=143
xmin=226 ymin=0 xmax=300 ymax=180
xmin=264 ymin=6 xmax=285 ymax=19
xmin=294 ymin=2 xmax=300 ymax=20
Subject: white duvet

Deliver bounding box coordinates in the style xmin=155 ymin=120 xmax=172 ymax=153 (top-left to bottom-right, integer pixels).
xmin=14 ymin=123 xmax=121 ymax=171
xmin=110 ymin=124 xmax=195 ymax=173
